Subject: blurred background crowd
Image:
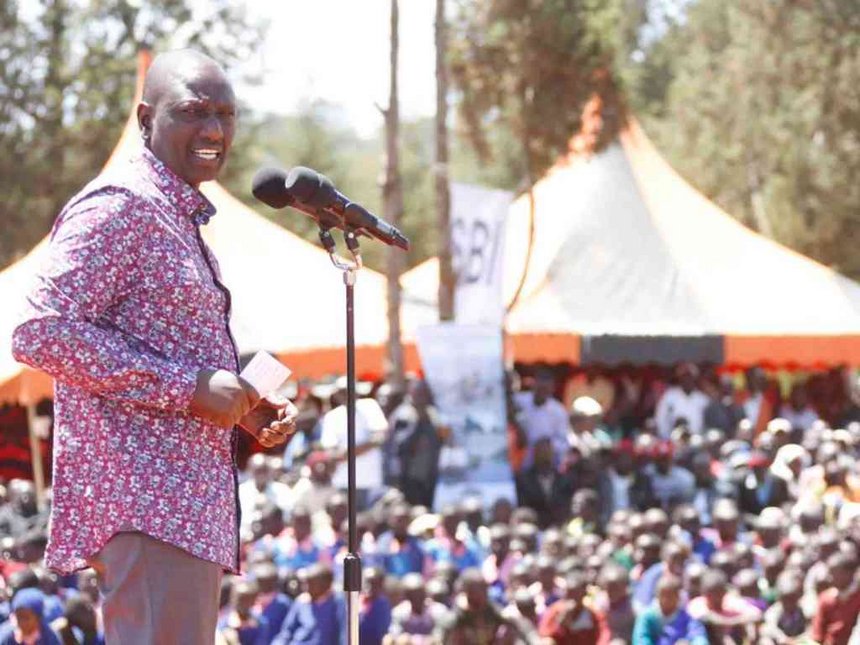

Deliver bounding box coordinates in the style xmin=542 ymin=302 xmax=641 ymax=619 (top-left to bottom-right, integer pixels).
xmin=1 ymin=363 xmax=860 ymax=644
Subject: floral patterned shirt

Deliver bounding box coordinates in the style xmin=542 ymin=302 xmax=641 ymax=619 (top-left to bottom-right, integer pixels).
xmin=12 ymin=146 xmax=242 ymax=574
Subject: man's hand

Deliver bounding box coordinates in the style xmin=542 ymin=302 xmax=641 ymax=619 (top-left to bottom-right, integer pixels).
xmin=239 ymin=395 xmax=298 ymax=448
xmin=189 ymin=369 xmax=260 ymax=428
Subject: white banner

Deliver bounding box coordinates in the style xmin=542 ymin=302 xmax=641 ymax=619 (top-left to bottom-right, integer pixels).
xmin=415 ymin=324 xmax=515 ymax=508
xmin=450 ymin=183 xmax=513 ymax=326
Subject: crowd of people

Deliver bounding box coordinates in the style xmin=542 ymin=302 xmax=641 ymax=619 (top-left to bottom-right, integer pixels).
xmin=1 ymin=363 xmax=860 ymax=644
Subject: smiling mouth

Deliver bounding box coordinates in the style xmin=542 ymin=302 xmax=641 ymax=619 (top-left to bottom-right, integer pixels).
xmin=191 ymin=148 xmax=222 ymax=162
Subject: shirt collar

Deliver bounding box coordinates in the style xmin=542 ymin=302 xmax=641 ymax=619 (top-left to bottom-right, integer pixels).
xmin=135 ymin=146 xmax=217 ymax=225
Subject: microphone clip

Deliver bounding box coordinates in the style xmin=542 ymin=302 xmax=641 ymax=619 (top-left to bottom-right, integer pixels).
xmin=319 ymin=226 xmax=363 ymax=278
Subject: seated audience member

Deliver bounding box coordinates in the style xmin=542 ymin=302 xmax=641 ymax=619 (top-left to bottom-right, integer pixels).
xmin=687 ymin=569 xmax=761 ymax=643
xmin=290 ymin=452 xmax=337 ymax=517
xmin=0 ymin=588 xmax=61 ymax=645
xmin=359 ymin=568 xmax=391 ymax=645
xmin=644 ymin=441 xmax=695 ymax=508
xmin=538 ymin=571 xmax=610 ymax=644
xmin=389 ymin=573 xmax=448 ymax=638
xmin=424 ymin=507 xmax=482 ymax=574
xmin=251 ymin=562 xmax=292 ymax=638
xmin=810 ymin=553 xmax=860 ymax=645
xmin=633 ymin=575 xmax=707 ymax=645
xmin=49 ymin=594 xmax=103 ymax=645
xmin=438 ymin=568 xmax=520 ymax=644
xmin=273 ymin=564 xmax=346 ymax=645
xmin=374 ymin=503 xmax=425 ymax=577
xmin=595 ymin=564 xmax=635 ymax=642
xmin=761 ymin=572 xmax=808 ymax=645
xmin=272 ymin=506 xmax=326 ymax=572
xmin=217 ymin=580 xmax=270 ymax=645
xmin=516 ymin=439 xmax=572 ymax=528
xmin=633 ymin=541 xmax=690 ymax=613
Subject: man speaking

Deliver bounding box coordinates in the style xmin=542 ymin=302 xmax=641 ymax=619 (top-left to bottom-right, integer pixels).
xmin=12 ymin=50 xmax=295 ymax=643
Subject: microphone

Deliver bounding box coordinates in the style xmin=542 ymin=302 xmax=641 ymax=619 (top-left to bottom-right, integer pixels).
xmin=252 ymin=167 xmax=410 ymax=251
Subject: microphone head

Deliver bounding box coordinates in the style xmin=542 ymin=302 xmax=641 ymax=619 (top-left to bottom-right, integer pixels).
xmin=252 ymin=167 xmax=293 ymax=208
xmin=285 ymin=167 xmax=338 ymax=209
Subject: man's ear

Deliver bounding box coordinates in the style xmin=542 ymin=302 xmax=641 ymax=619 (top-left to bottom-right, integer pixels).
xmin=137 ymin=102 xmax=153 ymax=139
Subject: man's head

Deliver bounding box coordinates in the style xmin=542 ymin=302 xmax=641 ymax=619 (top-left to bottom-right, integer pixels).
xmin=363 ymin=567 xmax=385 ymax=598
xmin=599 ymin=565 xmax=629 ymax=605
xmin=701 ymin=569 xmax=728 ymax=610
xmin=402 ymin=573 xmax=426 ymax=611
xmin=489 ymin=524 xmax=511 ymax=559
xmin=457 ymin=568 xmax=488 ymax=610
xmin=712 ymin=500 xmax=740 ymax=542
xmin=10 ymin=588 xmax=44 ymax=637
xmin=251 ymin=562 xmax=280 ymax=595
xmin=827 ymin=552 xmax=855 ymax=591
xmin=408 ymin=379 xmax=433 ymax=410
xmin=231 ymin=580 xmax=258 ymax=618
xmin=676 ymin=363 xmax=699 ymax=394
xmin=303 ymin=563 xmax=334 ymax=601
xmin=138 ymin=49 xmax=236 ymax=187
xmin=570 ymin=396 xmax=602 ymax=433
xmin=291 ymin=506 xmax=312 ymax=541
xmin=64 ymin=595 xmax=98 ymax=634
xmin=389 ymin=503 xmax=412 ymax=540
xmin=249 ymin=454 xmax=271 ymax=490
xmin=532 ymin=368 xmax=555 ymax=405
xmin=563 ymin=571 xmax=588 ymax=606
xmin=656 ymin=574 xmax=682 ymax=616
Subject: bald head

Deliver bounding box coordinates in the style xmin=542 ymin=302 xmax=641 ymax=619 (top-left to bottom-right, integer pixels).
xmin=137 ymin=49 xmax=236 ymax=187
xmin=142 ymin=50 xmax=227 ymax=103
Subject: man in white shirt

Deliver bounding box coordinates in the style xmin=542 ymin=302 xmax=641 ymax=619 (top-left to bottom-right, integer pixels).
xmin=655 ymin=363 xmax=709 ymax=438
xmin=320 ymin=387 xmax=387 ymax=510
xmin=238 ymin=454 xmax=294 ymax=536
xmin=513 ymin=368 xmax=570 ymax=467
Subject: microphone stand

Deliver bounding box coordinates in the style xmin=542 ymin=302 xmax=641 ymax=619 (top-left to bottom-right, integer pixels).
xmin=318 ymin=227 xmax=362 ymax=645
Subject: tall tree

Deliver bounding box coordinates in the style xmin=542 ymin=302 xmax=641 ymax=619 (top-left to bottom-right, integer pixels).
xmin=435 ymin=0 xmax=455 ymax=321
xmin=633 ymin=0 xmax=860 ymax=278
xmin=382 ymin=0 xmax=405 ymax=387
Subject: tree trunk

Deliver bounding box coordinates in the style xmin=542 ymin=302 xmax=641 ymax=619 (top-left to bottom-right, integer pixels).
xmin=435 ymin=0 xmax=455 ymax=321
xmin=383 ymin=0 xmax=405 ymax=387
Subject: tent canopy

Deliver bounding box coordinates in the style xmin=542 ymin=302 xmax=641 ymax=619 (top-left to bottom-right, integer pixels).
xmin=402 ymin=121 xmax=860 ymax=368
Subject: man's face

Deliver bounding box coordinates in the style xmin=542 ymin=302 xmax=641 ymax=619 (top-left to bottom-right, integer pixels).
xmin=464 ymin=580 xmax=488 ymax=609
xmin=657 ymin=586 xmax=679 ymax=616
xmin=14 ymin=608 xmax=38 ymax=636
xmin=140 ymin=66 xmax=236 ymax=187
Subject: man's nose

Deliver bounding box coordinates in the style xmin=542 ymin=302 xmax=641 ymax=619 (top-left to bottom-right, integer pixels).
xmin=200 ymin=113 xmax=224 ymax=140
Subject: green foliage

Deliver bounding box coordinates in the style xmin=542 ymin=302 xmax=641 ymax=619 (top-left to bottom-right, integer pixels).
xmin=448 ymin=0 xmax=627 ymax=186
xmin=631 ymin=0 xmax=860 ymax=278
xmin=0 ymin=0 xmax=262 ymax=269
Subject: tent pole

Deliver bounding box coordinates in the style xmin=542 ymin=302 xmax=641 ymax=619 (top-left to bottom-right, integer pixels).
xmin=25 ymin=403 xmax=46 ymax=512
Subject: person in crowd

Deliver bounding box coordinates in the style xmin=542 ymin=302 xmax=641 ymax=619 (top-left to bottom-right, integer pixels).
xmin=632 ymin=574 xmax=707 ymax=645
xmin=240 ymin=455 xmax=294 ymax=536
xmin=632 ymin=541 xmax=690 ymax=613
xmin=272 ymin=506 xmax=326 ymax=572
xmin=760 ymin=571 xmax=807 ymax=644
xmin=810 ymin=552 xmax=860 ymax=645
xmin=702 ymin=374 xmax=746 ymax=435
xmin=741 ymin=366 xmax=775 ymax=435
xmin=250 ymin=562 xmax=292 ymax=639
xmin=273 ymin=564 xmax=345 ymax=645
xmin=389 ymin=572 xmax=448 ymax=639
xmin=568 ymin=397 xmax=611 ymax=458
xmin=375 ymin=503 xmax=425 ymax=578
xmin=597 ymin=440 xmax=656 ymax=524
xmin=217 ymin=579 xmax=270 ymax=645
xmin=780 ymin=383 xmax=820 ymax=433
xmin=358 ymin=567 xmax=391 ymax=645
xmin=516 ymin=439 xmax=572 ymax=528
xmin=538 ymin=570 xmax=609 ymax=644
xmin=644 ymin=441 xmax=695 ymax=508
xmin=50 ymin=594 xmax=103 ymax=645
xmin=595 ymin=564 xmax=635 ymax=642
xmin=320 ymin=384 xmax=386 ymax=511
xmin=290 ymin=451 xmax=337 ymax=517
xmin=737 ymin=451 xmax=790 ymax=517
xmin=655 ymin=363 xmax=709 ymax=437
xmin=687 ymin=569 xmax=762 ymax=643
xmin=388 ymin=380 xmax=444 ymax=508
xmin=514 ymin=368 xmax=570 ymax=468
xmin=438 ymin=568 xmax=520 ymax=644
xmin=0 ymin=588 xmax=61 ymax=645
xmin=424 ymin=506 xmax=482 ymax=574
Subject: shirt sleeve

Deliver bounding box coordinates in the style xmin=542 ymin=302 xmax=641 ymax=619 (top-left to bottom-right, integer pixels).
xmin=11 ymin=189 xmax=198 ymax=411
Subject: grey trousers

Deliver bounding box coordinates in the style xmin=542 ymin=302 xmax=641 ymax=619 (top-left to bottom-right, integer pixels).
xmin=88 ymin=532 xmax=223 ymax=645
